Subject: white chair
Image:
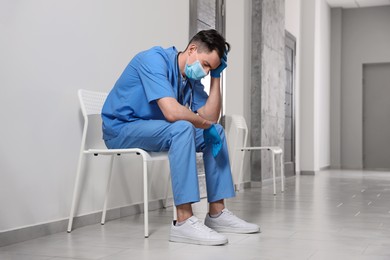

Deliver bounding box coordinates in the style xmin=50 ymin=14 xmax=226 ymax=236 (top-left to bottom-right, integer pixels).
xmin=229 ymin=114 xmax=284 ymax=195
xmin=67 ymin=89 xmax=171 ymax=238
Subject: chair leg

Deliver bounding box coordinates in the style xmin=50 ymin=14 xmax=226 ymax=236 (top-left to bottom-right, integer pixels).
xmin=271 ymin=151 xmax=276 ymax=196
xmin=280 ymin=152 xmax=285 ymax=192
xmin=164 ymin=172 xmax=177 ymax=221
xmin=67 ymin=154 xmax=85 ymax=232
xmin=163 ymin=172 xmax=172 ymax=209
xmin=143 ymin=159 xmax=149 ymax=238
xmin=101 ymin=155 xmax=115 ymax=225
xmin=173 ymin=203 xmax=177 ymax=221
xmin=236 ymin=150 xmax=246 ymax=192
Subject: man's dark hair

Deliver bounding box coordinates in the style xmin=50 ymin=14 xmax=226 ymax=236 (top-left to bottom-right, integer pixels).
xmin=187 ymin=29 xmax=230 ymax=59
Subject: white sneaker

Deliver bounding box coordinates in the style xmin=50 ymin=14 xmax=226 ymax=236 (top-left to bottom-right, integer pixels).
xmin=169 ymin=216 xmax=228 ymax=246
xmin=204 ymin=209 xmax=260 ymax=234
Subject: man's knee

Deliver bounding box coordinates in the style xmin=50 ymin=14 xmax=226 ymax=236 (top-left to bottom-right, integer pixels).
xmin=172 ymin=120 xmax=195 ymax=136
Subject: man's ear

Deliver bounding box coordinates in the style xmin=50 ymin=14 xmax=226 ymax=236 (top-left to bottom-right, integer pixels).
xmin=187 ymin=44 xmax=197 ymax=55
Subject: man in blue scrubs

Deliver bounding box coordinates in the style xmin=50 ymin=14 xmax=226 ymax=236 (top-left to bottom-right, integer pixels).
xmin=102 ymin=29 xmax=259 ymax=245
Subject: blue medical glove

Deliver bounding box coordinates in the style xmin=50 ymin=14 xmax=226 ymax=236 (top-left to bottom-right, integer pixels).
xmin=210 ymin=51 xmax=227 ymax=78
xmin=203 ymin=124 xmax=222 ymax=157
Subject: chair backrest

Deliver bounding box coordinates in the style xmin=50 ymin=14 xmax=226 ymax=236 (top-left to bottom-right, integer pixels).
xmin=231 ymin=114 xmax=248 ymax=132
xmin=230 ymin=114 xmax=249 ymax=148
xmin=227 ymin=115 xmax=250 ymax=185
xmin=78 ymin=89 xmax=108 ymax=117
xmin=78 ymin=89 xmax=109 ymax=150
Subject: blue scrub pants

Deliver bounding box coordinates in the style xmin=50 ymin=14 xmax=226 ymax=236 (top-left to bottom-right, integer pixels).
xmin=105 ymin=120 xmax=235 ymax=206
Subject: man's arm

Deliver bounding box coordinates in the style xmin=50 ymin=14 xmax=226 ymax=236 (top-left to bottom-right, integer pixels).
xmin=197 ymin=49 xmax=227 ymax=122
xmin=157 ymin=97 xmax=213 ymax=129
xmin=197 ymin=77 xmax=222 ymax=123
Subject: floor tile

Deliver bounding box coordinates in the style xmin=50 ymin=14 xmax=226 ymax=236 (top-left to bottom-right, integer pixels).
xmin=0 ymin=252 xmax=52 ymax=260
xmin=1 ymin=169 xmax=390 ymax=259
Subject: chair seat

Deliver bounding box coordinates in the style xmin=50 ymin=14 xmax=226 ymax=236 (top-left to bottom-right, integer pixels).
xmin=86 ymin=148 xmax=169 ymax=161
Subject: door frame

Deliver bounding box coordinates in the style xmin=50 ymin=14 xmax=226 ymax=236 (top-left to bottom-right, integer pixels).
xmin=285 ymin=30 xmax=296 ymax=176
xmin=362 ymin=62 xmax=390 ymax=170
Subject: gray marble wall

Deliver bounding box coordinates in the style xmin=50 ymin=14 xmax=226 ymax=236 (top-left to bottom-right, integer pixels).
xmin=251 ymin=0 xmax=285 ymax=181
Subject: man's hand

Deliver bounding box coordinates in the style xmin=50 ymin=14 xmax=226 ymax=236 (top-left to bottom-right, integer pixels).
xmin=210 ymin=51 xmax=227 ymax=78
xmin=203 ymin=124 xmax=222 ymax=157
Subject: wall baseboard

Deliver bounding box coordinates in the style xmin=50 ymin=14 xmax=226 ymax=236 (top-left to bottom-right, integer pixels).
xmin=234 ymin=181 xmax=252 ymax=191
xmin=300 ymin=170 xmax=316 ymax=175
xmin=236 ymin=175 xmax=289 ymax=190
xmin=0 ymin=199 xmax=167 ymax=247
xmin=256 ymin=175 xmax=287 ymax=187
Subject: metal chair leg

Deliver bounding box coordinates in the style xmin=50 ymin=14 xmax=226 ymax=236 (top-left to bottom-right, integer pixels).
xmin=67 ymin=154 xmax=85 ymax=232
xmin=101 ymin=155 xmax=115 ymax=225
xmin=271 ymin=151 xmax=276 ymax=195
xmin=143 ymin=160 xmax=149 ymax=238
xmin=280 ymin=152 xmax=285 ymax=192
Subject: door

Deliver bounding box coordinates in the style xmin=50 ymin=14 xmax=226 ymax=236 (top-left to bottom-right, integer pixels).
xmin=190 ymin=0 xmax=225 ymax=36
xmin=363 ymin=63 xmax=390 ymax=170
xmin=284 ymin=31 xmax=296 ymax=177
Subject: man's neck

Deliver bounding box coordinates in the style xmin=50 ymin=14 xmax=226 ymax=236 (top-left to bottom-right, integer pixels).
xmin=178 ymin=51 xmax=187 ymax=78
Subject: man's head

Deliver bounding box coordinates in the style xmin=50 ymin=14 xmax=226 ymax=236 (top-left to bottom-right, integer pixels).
xmin=186 ymin=29 xmax=230 ymax=59
xmin=183 ymin=29 xmax=230 ymax=79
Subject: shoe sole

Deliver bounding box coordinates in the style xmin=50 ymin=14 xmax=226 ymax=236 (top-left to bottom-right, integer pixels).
xmin=169 ymin=235 xmax=228 ymax=246
xmin=206 ymin=226 xmax=260 ymax=234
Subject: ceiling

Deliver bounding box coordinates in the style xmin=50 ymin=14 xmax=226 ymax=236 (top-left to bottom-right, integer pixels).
xmin=327 ymin=0 xmax=390 ymax=8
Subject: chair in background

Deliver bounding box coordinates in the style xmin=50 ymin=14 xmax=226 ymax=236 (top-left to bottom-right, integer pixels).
xmin=67 ymin=89 xmax=171 ymax=238
xmin=229 ymin=114 xmax=284 ymax=195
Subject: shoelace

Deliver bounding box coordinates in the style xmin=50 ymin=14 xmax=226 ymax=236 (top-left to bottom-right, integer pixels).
xmin=222 ymin=210 xmax=247 ymax=224
xmin=190 ymin=219 xmax=215 ymax=233
xmin=223 ymin=209 xmax=239 ymax=219
xmin=224 ymin=209 xmax=234 ymax=216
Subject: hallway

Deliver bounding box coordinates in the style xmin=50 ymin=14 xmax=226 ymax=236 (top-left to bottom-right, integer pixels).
xmin=1 ymin=169 xmax=390 ymax=259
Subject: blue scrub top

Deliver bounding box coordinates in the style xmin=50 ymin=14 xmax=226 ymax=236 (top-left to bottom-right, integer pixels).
xmin=102 ymin=46 xmax=209 ymax=141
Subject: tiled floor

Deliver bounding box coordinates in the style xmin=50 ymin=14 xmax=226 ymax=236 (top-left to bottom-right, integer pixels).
xmin=1 ymin=169 xmax=390 ymax=259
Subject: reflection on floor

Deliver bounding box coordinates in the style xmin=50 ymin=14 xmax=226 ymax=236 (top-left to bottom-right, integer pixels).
xmin=1 ymin=169 xmax=390 ymax=260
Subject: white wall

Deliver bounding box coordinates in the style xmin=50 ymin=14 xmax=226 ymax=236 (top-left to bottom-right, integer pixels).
xmin=300 ymin=0 xmax=317 ymax=172
xmin=339 ymin=6 xmax=390 ymax=168
xmin=330 ymin=8 xmax=342 ymax=168
xmin=225 ymin=0 xmax=252 ymax=119
xmin=299 ymin=0 xmax=331 ymax=172
xmin=315 ymin=0 xmax=331 ymax=169
xmin=225 ymin=0 xmax=252 ymax=183
xmin=0 ymin=0 xmax=188 ymax=232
